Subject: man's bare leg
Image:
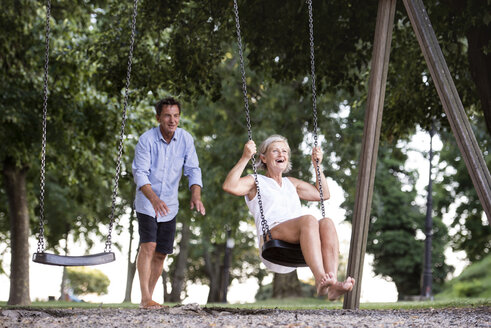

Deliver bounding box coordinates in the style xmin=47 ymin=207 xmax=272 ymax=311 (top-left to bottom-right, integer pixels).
xmin=148 ymin=251 xmax=166 ymax=299
xmin=137 ymin=242 xmax=159 ymax=307
xmin=271 ymin=216 xmax=331 ymax=296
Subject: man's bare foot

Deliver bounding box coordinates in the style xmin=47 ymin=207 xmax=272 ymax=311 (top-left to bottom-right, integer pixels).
xmin=327 ymin=276 xmax=355 ymax=301
xmin=139 ymin=300 xmax=163 ymax=309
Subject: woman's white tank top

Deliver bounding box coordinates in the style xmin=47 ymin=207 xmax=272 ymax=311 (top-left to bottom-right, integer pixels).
xmin=245 ymin=174 xmax=305 ymax=273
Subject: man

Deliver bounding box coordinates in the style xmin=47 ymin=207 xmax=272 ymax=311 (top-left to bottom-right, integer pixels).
xmin=132 ymin=97 xmax=206 ymax=309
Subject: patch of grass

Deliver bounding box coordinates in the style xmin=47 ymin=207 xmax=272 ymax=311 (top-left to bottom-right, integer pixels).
xmin=204 ymin=298 xmax=490 ymax=310
xmin=208 ymin=297 xmax=340 ymax=310
xmin=356 ymin=298 xmax=490 ymax=310
xmin=0 ymin=301 xmax=177 ymax=309
xmin=1 ymin=298 xmax=488 ymax=311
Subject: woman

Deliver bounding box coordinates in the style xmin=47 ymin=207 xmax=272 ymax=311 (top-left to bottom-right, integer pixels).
xmin=223 ymin=135 xmax=354 ymax=300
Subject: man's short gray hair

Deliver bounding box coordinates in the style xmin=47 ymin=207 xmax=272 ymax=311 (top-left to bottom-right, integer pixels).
xmin=254 ymin=135 xmax=292 ymax=173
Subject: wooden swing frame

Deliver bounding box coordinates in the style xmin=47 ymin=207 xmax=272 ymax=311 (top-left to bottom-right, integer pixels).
xmin=344 ymin=0 xmax=491 ymax=309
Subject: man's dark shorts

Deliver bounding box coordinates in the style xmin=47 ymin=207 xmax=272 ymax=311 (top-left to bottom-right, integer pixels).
xmin=137 ymin=212 xmax=176 ymax=255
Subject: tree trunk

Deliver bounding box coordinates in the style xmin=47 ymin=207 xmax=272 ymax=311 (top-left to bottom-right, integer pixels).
xmin=443 ymin=0 xmax=491 ymax=135
xmin=60 ymin=267 xmax=68 ymax=301
xmin=60 ymin=235 xmax=69 ymax=301
xmin=123 ymin=201 xmax=138 ymax=303
xmin=272 ymin=271 xmax=302 ymax=298
xmin=220 ymin=230 xmax=233 ymax=303
xmin=162 ymin=270 xmax=169 ymax=301
xmin=3 ymin=161 xmax=31 ymax=305
xmin=467 ymin=25 xmax=491 ymax=135
xmin=168 ymin=222 xmax=191 ymax=302
xmin=203 ymin=241 xmax=223 ymax=303
xmin=123 ymin=246 xmax=139 ymax=303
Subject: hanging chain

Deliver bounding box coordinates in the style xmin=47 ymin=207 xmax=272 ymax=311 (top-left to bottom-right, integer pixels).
xmin=38 ymin=0 xmax=139 ymax=253
xmin=105 ymin=0 xmax=139 ymax=253
xmin=233 ymin=0 xmax=272 ymax=243
xmin=307 ymin=0 xmax=326 ymax=218
xmin=37 ymin=0 xmax=52 ymax=253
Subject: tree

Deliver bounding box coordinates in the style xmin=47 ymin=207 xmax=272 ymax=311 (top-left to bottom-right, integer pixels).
xmin=432 ymin=0 xmax=491 ymax=134
xmin=65 ymin=267 xmax=110 ymax=296
xmin=89 ymin=0 xmax=487 ymax=302
xmin=1 ymin=0 xmax=49 ymax=305
xmin=122 ymin=186 xmax=139 ymax=303
xmin=315 ymin=86 xmax=454 ymax=298
xmin=368 ymin=143 xmax=452 ymax=298
xmin=3 ymin=0 xmax=486 ymax=306
xmin=0 ymin=0 xmax=132 ymax=304
xmin=227 ymin=2 xmax=489 ymax=287
xmin=188 ymin=51 xmax=327 ymax=300
xmin=272 ymin=272 xmax=303 ymax=298
xmin=433 ymin=119 xmax=490 ymax=262
xmin=233 ymin=0 xmax=490 ymax=138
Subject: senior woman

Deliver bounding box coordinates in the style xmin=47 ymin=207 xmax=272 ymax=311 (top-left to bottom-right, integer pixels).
xmin=222 ymin=135 xmax=354 ymax=300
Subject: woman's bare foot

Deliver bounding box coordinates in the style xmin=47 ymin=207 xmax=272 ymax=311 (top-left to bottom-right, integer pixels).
xmin=327 ymin=276 xmax=355 ymax=301
xmin=316 ymin=273 xmax=334 ymax=296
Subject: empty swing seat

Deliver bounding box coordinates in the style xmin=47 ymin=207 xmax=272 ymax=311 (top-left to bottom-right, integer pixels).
xmin=32 ymin=252 xmax=115 ymax=266
xmin=261 ymin=239 xmax=308 ymax=267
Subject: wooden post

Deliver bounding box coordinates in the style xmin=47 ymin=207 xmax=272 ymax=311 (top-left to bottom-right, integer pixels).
xmin=343 ymin=0 xmax=396 ymax=310
xmin=403 ymin=0 xmax=491 ymax=223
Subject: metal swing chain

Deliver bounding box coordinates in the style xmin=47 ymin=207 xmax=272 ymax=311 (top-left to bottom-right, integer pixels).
xmin=37 ymin=0 xmax=52 ymax=254
xmin=105 ymin=0 xmax=140 ymax=253
xmin=232 ymin=0 xmax=272 ymax=243
xmin=307 ymin=0 xmax=326 ymax=218
xmin=36 ymin=0 xmax=139 ymax=253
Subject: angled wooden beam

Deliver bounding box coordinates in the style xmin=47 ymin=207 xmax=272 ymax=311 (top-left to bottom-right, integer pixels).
xmin=343 ymin=0 xmax=396 ymax=310
xmin=403 ymin=0 xmax=491 ymax=223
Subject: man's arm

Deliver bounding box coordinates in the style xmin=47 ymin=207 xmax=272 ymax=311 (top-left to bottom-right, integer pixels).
xmin=190 ymin=184 xmax=205 ymax=215
xmin=182 ymin=134 xmax=205 ymax=215
xmin=132 ymin=133 xmax=170 ymax=217
xmin=140 ymin=184 xmax=170 ymax=217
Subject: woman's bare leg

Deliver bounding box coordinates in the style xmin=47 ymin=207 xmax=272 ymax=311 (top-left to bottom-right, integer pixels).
xmin=319 ymin=218 xmax=339 ymax=276
xmin=318 ymin=217 xmax=355 ymax=300
xmin=270 ymin=215 xmax=330 ymax=295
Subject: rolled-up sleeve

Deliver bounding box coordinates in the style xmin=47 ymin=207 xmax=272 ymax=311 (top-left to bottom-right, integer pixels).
xmin=183 ymin=137 xmax=203 ymax=190
xmin=132 ymin=137 xmax=152 ymax=190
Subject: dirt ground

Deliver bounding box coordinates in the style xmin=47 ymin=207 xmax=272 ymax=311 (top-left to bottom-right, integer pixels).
xmin=1 ymin=303 xmax=490 ymax=327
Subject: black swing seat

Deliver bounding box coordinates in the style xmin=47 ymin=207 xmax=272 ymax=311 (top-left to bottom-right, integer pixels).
xmin=261 ymin=239 xmax=308 ymax=267
xmin=32 ymin=251 xmax=115 ymax=266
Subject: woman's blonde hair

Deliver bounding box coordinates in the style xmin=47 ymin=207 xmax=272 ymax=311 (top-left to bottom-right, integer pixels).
xmin=254 ymin=135 xmax=292 ymax=173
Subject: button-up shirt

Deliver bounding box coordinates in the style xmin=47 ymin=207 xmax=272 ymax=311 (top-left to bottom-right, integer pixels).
xmin=132 ymin=127 xmax=203 ymax=222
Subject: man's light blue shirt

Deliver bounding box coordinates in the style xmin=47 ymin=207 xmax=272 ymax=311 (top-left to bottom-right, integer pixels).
xmin=132 ymin=127 xmax=203 ymax=222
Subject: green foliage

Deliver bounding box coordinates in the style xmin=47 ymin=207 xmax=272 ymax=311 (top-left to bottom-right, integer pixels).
xmin=453 ymin=280 xmax=483 ymax=298
xmin=437 ymin=254 xmax=491 ymax=299
xmin=433 ymin=119 xmax=490 ymax=262
xmin=367 ymin=143 xmax=452 ymax=297
xmin=236 ymin=0 xmax=490 ymax=139
xmin=0 ymin=0 xmax=47 ymax=166
xmin=173 ymin=47 xmax=328 ymax=290
xmin=324 ymin=92 xmax=453 ymax=297
xmin=1 ymin=0 xmax=488 ymax=304
xmin=65 ymin=267 xmax=110 ymax=296
xmin=255 ymin=280 xmax=316 ymax=301
xmin=93 ymin=0 xmax=231 ymax=101
xmin=0 ymin=0 xmax=141 ymax=258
